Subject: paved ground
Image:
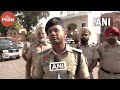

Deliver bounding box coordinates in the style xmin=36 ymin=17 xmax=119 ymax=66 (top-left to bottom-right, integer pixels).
xmin=0 ymin=57 xmax=99 ymax=79
xmin=0 ymin=57 xmax=26 ymax=79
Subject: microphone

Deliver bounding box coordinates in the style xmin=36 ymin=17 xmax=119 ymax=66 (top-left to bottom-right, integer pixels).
xmin=54 ymin=55 xmax=62 ymax=79
xmin=54 ymin=55 xmax=61 ymax=62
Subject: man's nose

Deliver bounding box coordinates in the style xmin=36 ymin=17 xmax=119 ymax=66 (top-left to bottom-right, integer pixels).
xmin=51 ymin=31 xmax=56 ymax=35
xmin=109 ymin=35 xmax=114 ymax=38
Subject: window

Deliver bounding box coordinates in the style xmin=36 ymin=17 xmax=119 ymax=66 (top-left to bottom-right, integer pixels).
xmin=82 ymin=23 xmax=86 ymax=27
xmin=0 ymin=42 xmax=10 ymax=47
xmin=10 ymin=32 xmax=12 ymax=35
xmin=13 ymin=32 xmax=16 ymax=35
xmin=68 ymin=27 xmax=71 ymax=30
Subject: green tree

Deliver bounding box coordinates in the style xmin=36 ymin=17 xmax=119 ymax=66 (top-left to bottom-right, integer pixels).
xmin=17 ymin=11 xmax=50 ymax=35
xmin=10 ymin=19 xmax=22 ymax=31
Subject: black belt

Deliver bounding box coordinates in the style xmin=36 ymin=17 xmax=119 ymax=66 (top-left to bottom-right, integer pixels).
xmin=100 ymin=67 xmax=120 ymax=75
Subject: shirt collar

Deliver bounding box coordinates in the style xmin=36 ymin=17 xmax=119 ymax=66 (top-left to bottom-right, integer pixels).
xmin=48 ymin=44 xmax=73 ymax=54
xmin=105 ymin=40 xmax=120 ymax=47
xmin=78 ymin=42 xmax=90 ymax=47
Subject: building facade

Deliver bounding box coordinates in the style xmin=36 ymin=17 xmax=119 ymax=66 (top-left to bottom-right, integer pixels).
xmin=61 ymin=11 xmax=101 ymax=44
xmin=7 ymin=28 xmax=27 ymax=42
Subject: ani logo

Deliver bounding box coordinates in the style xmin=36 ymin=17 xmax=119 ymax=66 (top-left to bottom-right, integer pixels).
xmin=93 ymin=17 xmax=111 ymax=26
xmin=49 ymin=61 xmax=67 ymax=71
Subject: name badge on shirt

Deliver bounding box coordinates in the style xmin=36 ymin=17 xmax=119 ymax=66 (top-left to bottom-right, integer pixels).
xmin=49 ymin=61 xmax=67 ymax=71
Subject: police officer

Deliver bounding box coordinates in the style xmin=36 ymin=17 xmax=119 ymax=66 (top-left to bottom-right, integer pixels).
xmin=22 ymin=32 xmax=36 ymax=61
xmin=33 ymin=17 xmax=90 ymax=79
xmin=97 ymin=26 xmax=120 ymax=79
xmin=74 ymin=27 xmax=100 ymax=79
xmin=25 ymin=25 xmax=51 ymax=79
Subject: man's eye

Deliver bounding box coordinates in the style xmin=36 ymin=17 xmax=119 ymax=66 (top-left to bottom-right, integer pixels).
xmin=54 ymin=29 xmax=59 ymax=32
xmin=48 ymin=29 xmax=60 ymax=33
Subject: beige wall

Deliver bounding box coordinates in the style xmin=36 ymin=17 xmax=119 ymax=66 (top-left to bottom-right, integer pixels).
xmin=63 ymin=15 xmax=88 ymax=31
xmin=62 ymin=12 xmax=101 ymax=44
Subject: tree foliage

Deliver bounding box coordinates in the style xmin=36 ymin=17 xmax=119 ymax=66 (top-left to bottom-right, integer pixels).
xmin=17 ymin=11 xmax=50 ymax=35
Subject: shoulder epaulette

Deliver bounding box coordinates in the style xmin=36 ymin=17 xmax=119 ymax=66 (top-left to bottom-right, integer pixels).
xmin=71 ymin=47 xmax=82 ymax=53
xmin=39 ymin=48 xmax=51 ymax=54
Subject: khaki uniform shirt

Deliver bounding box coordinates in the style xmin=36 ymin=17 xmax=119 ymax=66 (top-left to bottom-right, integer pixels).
xmin=33 ymin=45 xmax=89 ymax=79
xmin=74 ymin=44 xmax=100 ymax=66
xmin=22 ymin=42 xmax=30 ymax=55
xmin=97 ymin=41 xmax=120 ymax=73
xmin=26 ymin=42 xmax=51 ymax=67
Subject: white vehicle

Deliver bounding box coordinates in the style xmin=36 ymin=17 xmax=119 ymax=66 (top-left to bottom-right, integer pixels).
xmin=0 ymin=40 xmax=21 ymax=61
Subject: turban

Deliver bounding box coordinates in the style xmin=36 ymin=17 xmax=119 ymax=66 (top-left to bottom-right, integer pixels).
xmin=78 ymin=27 xmax=91 ymax=42
xmin=45 ymin=17 xmax=64 ymax=34
xmin=79 ymin=27 xmax=91 ymax=36
xmin=35 ymin=24 xmax=45 ymax=37
xmin=105 ymin=27 xmax=120 ymax=37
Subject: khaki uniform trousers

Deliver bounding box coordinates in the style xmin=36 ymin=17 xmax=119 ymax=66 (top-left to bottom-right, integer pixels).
xmin=89 ymin=72 xmax=94 ymax=79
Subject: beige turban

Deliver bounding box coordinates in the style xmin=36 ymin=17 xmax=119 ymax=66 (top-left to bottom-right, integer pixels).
xmin=78 ymin=27 xmax=91 ymax=42
xmin=35 ymin=24 xmax=46 ymax=37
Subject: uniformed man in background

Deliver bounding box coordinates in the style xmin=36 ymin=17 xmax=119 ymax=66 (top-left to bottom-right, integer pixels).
xmin=22 ymin=32 xmax=36 ymax=61
xmin=97 ymin=26 xmax=120 ymax=79
xmin=73 ymin=29 xmax=79 ymax=44
xmin=33 ymin=17 xmax=90 ymax=79
xmin=25 ymin=25 xmax=51 ymax=79
xmin=74 ymin=27 xmax=100 ymax=79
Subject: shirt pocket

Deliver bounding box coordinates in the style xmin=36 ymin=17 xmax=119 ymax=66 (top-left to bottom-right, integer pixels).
xmin=67 ymin=60 xmax=77 ymax=76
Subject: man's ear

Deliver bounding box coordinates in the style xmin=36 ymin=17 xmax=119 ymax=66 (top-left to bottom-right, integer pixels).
xmin=64 ymin=31 xmax=67 ymax=38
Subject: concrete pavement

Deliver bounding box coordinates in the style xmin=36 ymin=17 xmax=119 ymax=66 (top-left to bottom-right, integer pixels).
xmin=0 ymin=57 xmax=26 ymax=79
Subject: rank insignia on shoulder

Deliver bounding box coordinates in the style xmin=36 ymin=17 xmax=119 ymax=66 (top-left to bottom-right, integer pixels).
xmin=43 ymin=55 xmax=49 ymax=62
